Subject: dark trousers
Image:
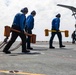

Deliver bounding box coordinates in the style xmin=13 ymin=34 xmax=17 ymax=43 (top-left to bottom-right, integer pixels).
xmin=49 ymin=32 xmax=63 ymax=47
xmin=3 ymin=27 xmax=26 ymax=52
xmin=72 ymin=36 xmax=76 ymax=43
xmin=26 ymin=29 xmax=32 ymax=48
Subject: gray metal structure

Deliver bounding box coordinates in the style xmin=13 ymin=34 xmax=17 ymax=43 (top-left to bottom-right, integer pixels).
xmin=57 ymin=4 xmax=76 ymax=19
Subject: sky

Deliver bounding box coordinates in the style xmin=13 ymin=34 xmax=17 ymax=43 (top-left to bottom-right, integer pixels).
xmin=0 ymin=0 xmax=76 ymax=42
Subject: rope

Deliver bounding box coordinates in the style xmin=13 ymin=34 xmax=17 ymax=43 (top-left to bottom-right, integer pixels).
xmin=0 ymin=37 xmax=22 ymax=52
xmin=0 ymin=42 xmax=6 ymax=49
xmin=0 ymin=37 xmax=8 ymax=49
xmin=9 ymin=42 xmax=21 ymax=51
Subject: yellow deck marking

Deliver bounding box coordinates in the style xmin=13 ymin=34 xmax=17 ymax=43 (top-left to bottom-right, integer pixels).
xmin=0 ymin=70 xmax=45 ymax=75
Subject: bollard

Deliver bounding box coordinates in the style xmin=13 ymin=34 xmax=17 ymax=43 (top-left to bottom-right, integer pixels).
xmin=65 ymin=30 xmax=69 ymax=37
xmin=30 ymin=34 xmax=36 ymax=43
xmin=4 ymin=25 xmax=36 ymax=43
xmin=44 ymin=29 xmax=69 ymax=37
xmin=44 ymin=29 xmax=49 ymax=36
xmin=4 ymin=26 xmax=11 ymax=37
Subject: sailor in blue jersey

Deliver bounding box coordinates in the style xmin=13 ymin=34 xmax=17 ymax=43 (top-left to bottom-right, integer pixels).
xmin=3 ymin=7 xmax=30 ymax=54
xmin=49 ymin=13 xmax=65 ymax=49
xmin=71 ymin=24 xmax=76 ymax=44
xmin=25 ymin=10 xmax=36 ymax=50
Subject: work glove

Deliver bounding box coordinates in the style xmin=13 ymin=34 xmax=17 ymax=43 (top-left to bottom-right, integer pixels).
xmin=56 ymin=30 xmax=59 ymax=32
xmin=21 ymin=30 xmax=24 ymax=34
